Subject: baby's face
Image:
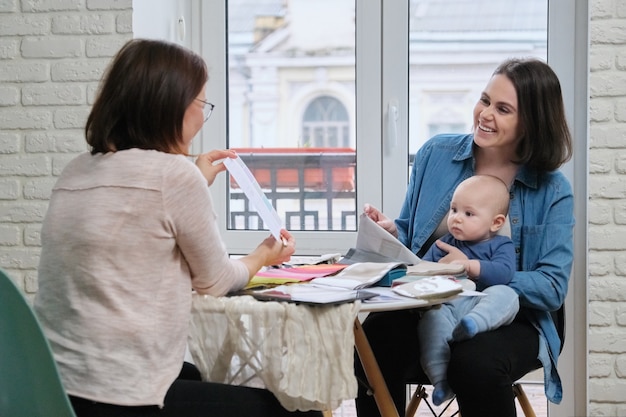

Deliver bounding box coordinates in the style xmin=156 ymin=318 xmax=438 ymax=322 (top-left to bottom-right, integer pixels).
xmin=446 ymin=186 xmax=499 ymax=242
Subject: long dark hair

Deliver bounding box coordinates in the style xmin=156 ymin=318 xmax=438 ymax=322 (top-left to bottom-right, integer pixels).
xmin=85 ymin=39 xmax=208 ymax=155
xmin=494 ymin=58 xmax=573 ymax=173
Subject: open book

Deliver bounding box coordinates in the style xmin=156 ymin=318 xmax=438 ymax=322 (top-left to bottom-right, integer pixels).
xmin=310 ymin=261 xmax=407 ymax=290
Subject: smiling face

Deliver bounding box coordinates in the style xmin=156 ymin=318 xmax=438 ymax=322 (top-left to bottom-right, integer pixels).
xmin=472 ymin=74 xmax=521 ymax=156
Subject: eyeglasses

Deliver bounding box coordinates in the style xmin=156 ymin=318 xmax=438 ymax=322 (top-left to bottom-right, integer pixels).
xmin=196 ymin=98 xmax=215 ymax=122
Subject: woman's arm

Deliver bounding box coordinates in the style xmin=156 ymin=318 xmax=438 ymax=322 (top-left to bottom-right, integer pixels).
xmin=396 ymin=134 xmax=473 ymax=254
xmin=509 ymin=174 xmax=574 ymax=311
xmin=165 ymin=157 xmax=250 ymax=296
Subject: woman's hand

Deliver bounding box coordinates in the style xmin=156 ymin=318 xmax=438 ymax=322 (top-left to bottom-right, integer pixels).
xmin=240 ymin=229 xmax=296 ymax=278
xmin=195 ymin=149 xmax=237 ymax=186
xmin=260 ymin=229 xmax=296 ymax=266
xmin=364 ymin=203 xmax=398 ymax=237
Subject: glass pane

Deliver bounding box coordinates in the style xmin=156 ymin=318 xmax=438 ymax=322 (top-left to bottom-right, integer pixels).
xmin=226 ymin=0 xmax=356 ymax=232
xmin=408 ymin=0 xmax=548 ymax=155
xmin=406 ymin=1 xmax=549 ymax=414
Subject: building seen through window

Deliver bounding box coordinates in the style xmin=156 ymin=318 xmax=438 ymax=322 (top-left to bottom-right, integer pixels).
xmin=225 ymin=0 xmax=546 ymax=232
xmin=302 ymin=96 xmax=350 ymax=148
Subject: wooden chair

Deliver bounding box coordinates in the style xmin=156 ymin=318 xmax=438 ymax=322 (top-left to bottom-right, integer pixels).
xmin=404 ymin=380 xmax=537 ymax=417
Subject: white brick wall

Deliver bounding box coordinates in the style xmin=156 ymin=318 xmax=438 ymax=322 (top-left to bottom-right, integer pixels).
xmin=1 ymin=0 xmax=625 ymax=413
xmin=0 ymin=0 xmax=131 ymax=291
xmin=589 ymin=0 xmax=626 ymax=415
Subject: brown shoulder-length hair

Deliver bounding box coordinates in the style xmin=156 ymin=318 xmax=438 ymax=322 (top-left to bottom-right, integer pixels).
xmin=85 ymin=39 xmax=208 ymax=155
xmin=493 ymin=58 xmax=573 ymax=173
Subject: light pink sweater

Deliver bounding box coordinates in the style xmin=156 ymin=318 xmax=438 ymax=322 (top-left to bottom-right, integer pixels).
xmin=34 ymin=149 xmax=249 ymax=406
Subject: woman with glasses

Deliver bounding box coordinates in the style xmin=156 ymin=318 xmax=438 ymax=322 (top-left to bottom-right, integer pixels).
xmin=34 ymin=38 xmax=321 ymax=417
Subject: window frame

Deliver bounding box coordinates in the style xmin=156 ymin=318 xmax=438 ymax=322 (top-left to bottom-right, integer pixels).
xmin=196 ymin=0 xmax=383 ymax=255
xmin=191 ymin=2 xmax=588 ymax=414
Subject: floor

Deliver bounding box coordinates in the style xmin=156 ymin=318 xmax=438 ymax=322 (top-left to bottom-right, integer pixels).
xmin=331 ymin=381 xmax=548 ymax=417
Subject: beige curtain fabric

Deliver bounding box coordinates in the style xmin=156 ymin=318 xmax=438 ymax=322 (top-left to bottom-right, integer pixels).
xmin=188 ymin=294 xmax=360 ymax=411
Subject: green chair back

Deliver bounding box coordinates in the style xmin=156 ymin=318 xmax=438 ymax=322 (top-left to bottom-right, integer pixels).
xmin=0 ymin=268 xmax=77 ymax=417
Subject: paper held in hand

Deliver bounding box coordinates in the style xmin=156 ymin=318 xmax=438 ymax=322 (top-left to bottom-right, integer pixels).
xmin=355 ymin=213 xmax=421 ymax=264
xmin=355 ymin=213 xmax=465 ymax=277
xmin=223 ymin=155 xmax=283 ymax=241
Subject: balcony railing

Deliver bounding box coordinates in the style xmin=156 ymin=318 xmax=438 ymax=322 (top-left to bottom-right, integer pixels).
xmin=228 ymin=148 xmax=357 ymax=231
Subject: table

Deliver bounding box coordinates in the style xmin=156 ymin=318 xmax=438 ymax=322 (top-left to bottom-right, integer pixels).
xmin=188 ymin=287 xmax=456 ymax=417
xmin=355 ymin=287 xmax=458 ymax=417
xmin=188 ymin=293 xmax=361 ymax=412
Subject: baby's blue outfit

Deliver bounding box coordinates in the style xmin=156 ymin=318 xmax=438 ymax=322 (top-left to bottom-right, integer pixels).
xmin=418 ymin=233 xmax=518 ymax=405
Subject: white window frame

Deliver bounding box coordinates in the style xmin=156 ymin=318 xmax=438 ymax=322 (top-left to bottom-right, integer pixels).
xmin=545 ymin=2 xmax=589 ymax=416
xmin=195 ymin=0 xmax=383 ymax=255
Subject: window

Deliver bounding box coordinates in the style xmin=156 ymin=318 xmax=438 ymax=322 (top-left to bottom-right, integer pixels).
xmin=197 ymin=0 xmax=581 ymax=252
xmin=200 ymin=0 xmax=359 ymax=252
xmin=302 ymin=96 xmax=351 ymax=148
xmin=136 ymin=1 xmax=587 ymax=415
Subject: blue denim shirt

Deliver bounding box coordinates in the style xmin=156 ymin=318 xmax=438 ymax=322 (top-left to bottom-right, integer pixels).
xmin=396 ymin=133 xmax=574 ymax=403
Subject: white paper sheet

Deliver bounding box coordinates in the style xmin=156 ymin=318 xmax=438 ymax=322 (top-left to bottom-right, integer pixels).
xmin=356 ymin=213 xmax=421 ymax=264
xmin=224 ymin=156 xmax=283 ymax=241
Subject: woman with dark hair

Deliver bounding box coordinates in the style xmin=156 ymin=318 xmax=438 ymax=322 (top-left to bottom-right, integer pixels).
xmin=34 ymin=38 xmax=322 ymax=417
xmin=356 ymin=58 xmax=574 ymax=417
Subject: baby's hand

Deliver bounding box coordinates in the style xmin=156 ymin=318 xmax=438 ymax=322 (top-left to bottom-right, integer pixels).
xmin=435 ymin=240 xmax=468 ymax=264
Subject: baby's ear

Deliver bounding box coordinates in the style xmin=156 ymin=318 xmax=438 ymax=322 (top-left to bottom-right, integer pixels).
xmin=490 ymin=213 xmax=507 ymax=232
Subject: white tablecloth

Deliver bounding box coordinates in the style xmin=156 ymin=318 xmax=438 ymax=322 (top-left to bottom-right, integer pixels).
xmin=188 ymin=294 xmax=360 ymax=412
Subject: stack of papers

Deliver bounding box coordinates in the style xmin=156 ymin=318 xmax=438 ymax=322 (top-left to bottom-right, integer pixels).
xmin=246 ymin=264 xmax=348 ymax=289
xmin=244 ymin=284 xmax=376 ymax=305
xmin=286 ymin=253 xmax=343 ymax=266
xmin=310 ymin=262 xmax=407 ymax=290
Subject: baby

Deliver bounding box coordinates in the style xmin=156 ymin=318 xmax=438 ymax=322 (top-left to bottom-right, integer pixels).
xmin=418 ymin=174 xmax=519 ymax=405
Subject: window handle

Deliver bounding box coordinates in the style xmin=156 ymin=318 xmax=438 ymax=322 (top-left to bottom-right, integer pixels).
xmin=387 ymin=100 xmax=399 ymax=150
xmin=178 ymin=17 xmax=186 ymax=41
